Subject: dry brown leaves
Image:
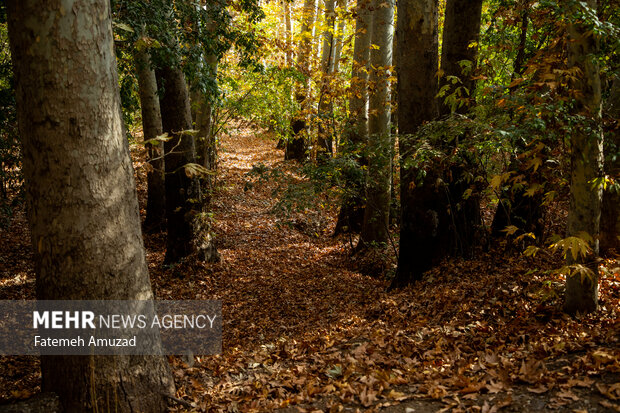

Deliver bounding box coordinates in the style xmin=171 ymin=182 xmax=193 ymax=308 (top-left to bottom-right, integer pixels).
xmin=0 ymin=125 xmax=618 ymax=412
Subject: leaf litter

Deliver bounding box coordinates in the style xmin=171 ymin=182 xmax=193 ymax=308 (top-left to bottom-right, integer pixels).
xmin=0 ymin=125 xmax=618 ymax=412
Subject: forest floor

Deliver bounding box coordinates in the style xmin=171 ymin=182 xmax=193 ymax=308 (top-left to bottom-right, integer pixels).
xmin=0 ymin=125 xmax=619 ymax=412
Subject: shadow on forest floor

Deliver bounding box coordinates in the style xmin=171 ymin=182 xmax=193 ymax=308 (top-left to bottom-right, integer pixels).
xmin=0 ymin=125 xmax=618 ymax=412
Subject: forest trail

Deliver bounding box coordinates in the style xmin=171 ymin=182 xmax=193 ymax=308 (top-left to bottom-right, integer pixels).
xmin=146 ymin=128 xmax=619 ymax=412
xmin=145 ymin=125 xmax=387 ymax=351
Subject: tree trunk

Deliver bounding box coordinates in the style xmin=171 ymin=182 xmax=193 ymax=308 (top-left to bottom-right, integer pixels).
xmin=6 ymin=1 xmax=174 ymax=411
xmin=564 ymin=0 xmax=604 ymax=314
xmin=600 ymin=76 xmax=620 ymax=254
xmin=195 ymin=67 xmax=217 ymax=168
xmin=286 ymin=0 xmax=317 ymax=161
xmin=283 ymin=0 xmax=293 ymax=66
xmin=436 ymin=0 xmax=484 ymax=254
xmin=333 ymin=0 xmax=372 ymax=235
xmin=392 ymin=0 xmax=440 ymax=287
xmin=193 ymin=0 xmax=220 ymax=195
xmin=157 ymin=66 xmax=219 ymax=263
xmin=438 ymin=0 xmax=483 ymax=116
xmin=360 ymin=0 xmax=394 ymax=246
xmin=347 ymin=0 xmax=372 ymax=147
xmin=135 ymin=47 xmax=166 ymax=234
xmin=317 ymin=0 xmax=337 ymax=160
xmin=512 ymin=6 xmax=529 ymax=78
xmin=330 ymin=0 xmax=347 ymax=74
xmin=195 ymin=58 xmax=218 ymax=194
xmin=194 ymin=0 xmax=221 ymax=183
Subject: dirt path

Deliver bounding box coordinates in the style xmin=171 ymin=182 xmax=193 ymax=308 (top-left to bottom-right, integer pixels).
xmin=154 ymin=128 xmax=619 ymax=412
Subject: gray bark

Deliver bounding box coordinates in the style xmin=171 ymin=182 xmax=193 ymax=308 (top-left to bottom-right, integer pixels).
xmin=348 ymin=0 xmax=372 ymax=145
xmin=6 ymin=0 xmax=174 ymax=411
xmin=360 ymin=0 xmax=394 ymax=246
xmin=317 ymin=0 xmax=337 ymax=159
xmin=565 ymin=0 xmax=604 ymax=314
xmin=330 ymin=0 xmax=347 ymax=74
xmin=195 ymin=57 xmax=219 ymax=192
xmin=333 ymin=0 xmax=373 ymax=235
xmin=284 ymin=0 xmax=293 ymax=66
xmin=135 ymin=47 xmax=166 ymax=233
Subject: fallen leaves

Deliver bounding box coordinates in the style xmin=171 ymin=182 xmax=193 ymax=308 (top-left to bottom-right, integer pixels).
xmin=0 ymin=126 xmax=618 ymax=413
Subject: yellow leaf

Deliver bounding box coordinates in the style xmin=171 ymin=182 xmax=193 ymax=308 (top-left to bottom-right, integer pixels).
xmin=502 ymin=225 xmax=519 ymax=236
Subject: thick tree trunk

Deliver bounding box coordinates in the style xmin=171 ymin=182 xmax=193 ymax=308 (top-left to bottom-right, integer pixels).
xmin=439 ymin=0 xmax=483 ymax=116
xmin=157 ymin=67 xmax=219 ymax=263
xmin=600 ymin=76 xmax=620 ymax=254
xmin=360 ymin=0 xmax=394 ymax=246
xmin=135 ymin=47 xmax=166 ymax=233
xmin=392 ymin=0 xmax=440 ymax=287
xmin=565 ymin=0 xmax=604 ymax=314
xmin=6 ymin=1 xmax=174 ymax=411
xmin=286 ymin=0 xmax=317 ymax=161
xmin=333 ymin=0 xmax=372 ymax=235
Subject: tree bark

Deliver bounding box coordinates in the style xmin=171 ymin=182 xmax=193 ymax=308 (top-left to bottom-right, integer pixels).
xmin=157 ymin=66 xmax=219 ymax=263
xmin=333 ymin=0 xmax=372 ymax=235
xmin=286 ymin=0 xmax=317 ymax=161
xmin=360 ymin=0 xmax=394 ymax=246
xmin=512 ymin=6 xmax=529 ymax=78
xmin=565 ymin=0 xmax=604 ymax=314
xmin=283 ymin=0 xmax=293 ymax=67
xmin=392 ymin=0 xmax=440 ymax=287
xmin=347 ymin=0 xmax=372 ymax=147
xmin=436 ymin=0 xmax=484 ymax=255
xmin=195 ymin=57 xmax=218 ymax=194
xmin=600 ymin=76 xmax=620 ymax=254
xmin=439 ymin=0 xmax=483 ymax=116
xmin=6 ymin=0 xmax=174 ymax=411
xmin=317 ymin=0 xmax=337 ymax=159
xmin=135 ymin=47 xmax=166 ymax=234
xmin=330 ymin=0 xmax=347 ymax=74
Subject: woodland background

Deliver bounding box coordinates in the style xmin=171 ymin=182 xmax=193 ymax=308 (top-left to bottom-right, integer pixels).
xmin=0 ymin=0 xmax=619 ymax=411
